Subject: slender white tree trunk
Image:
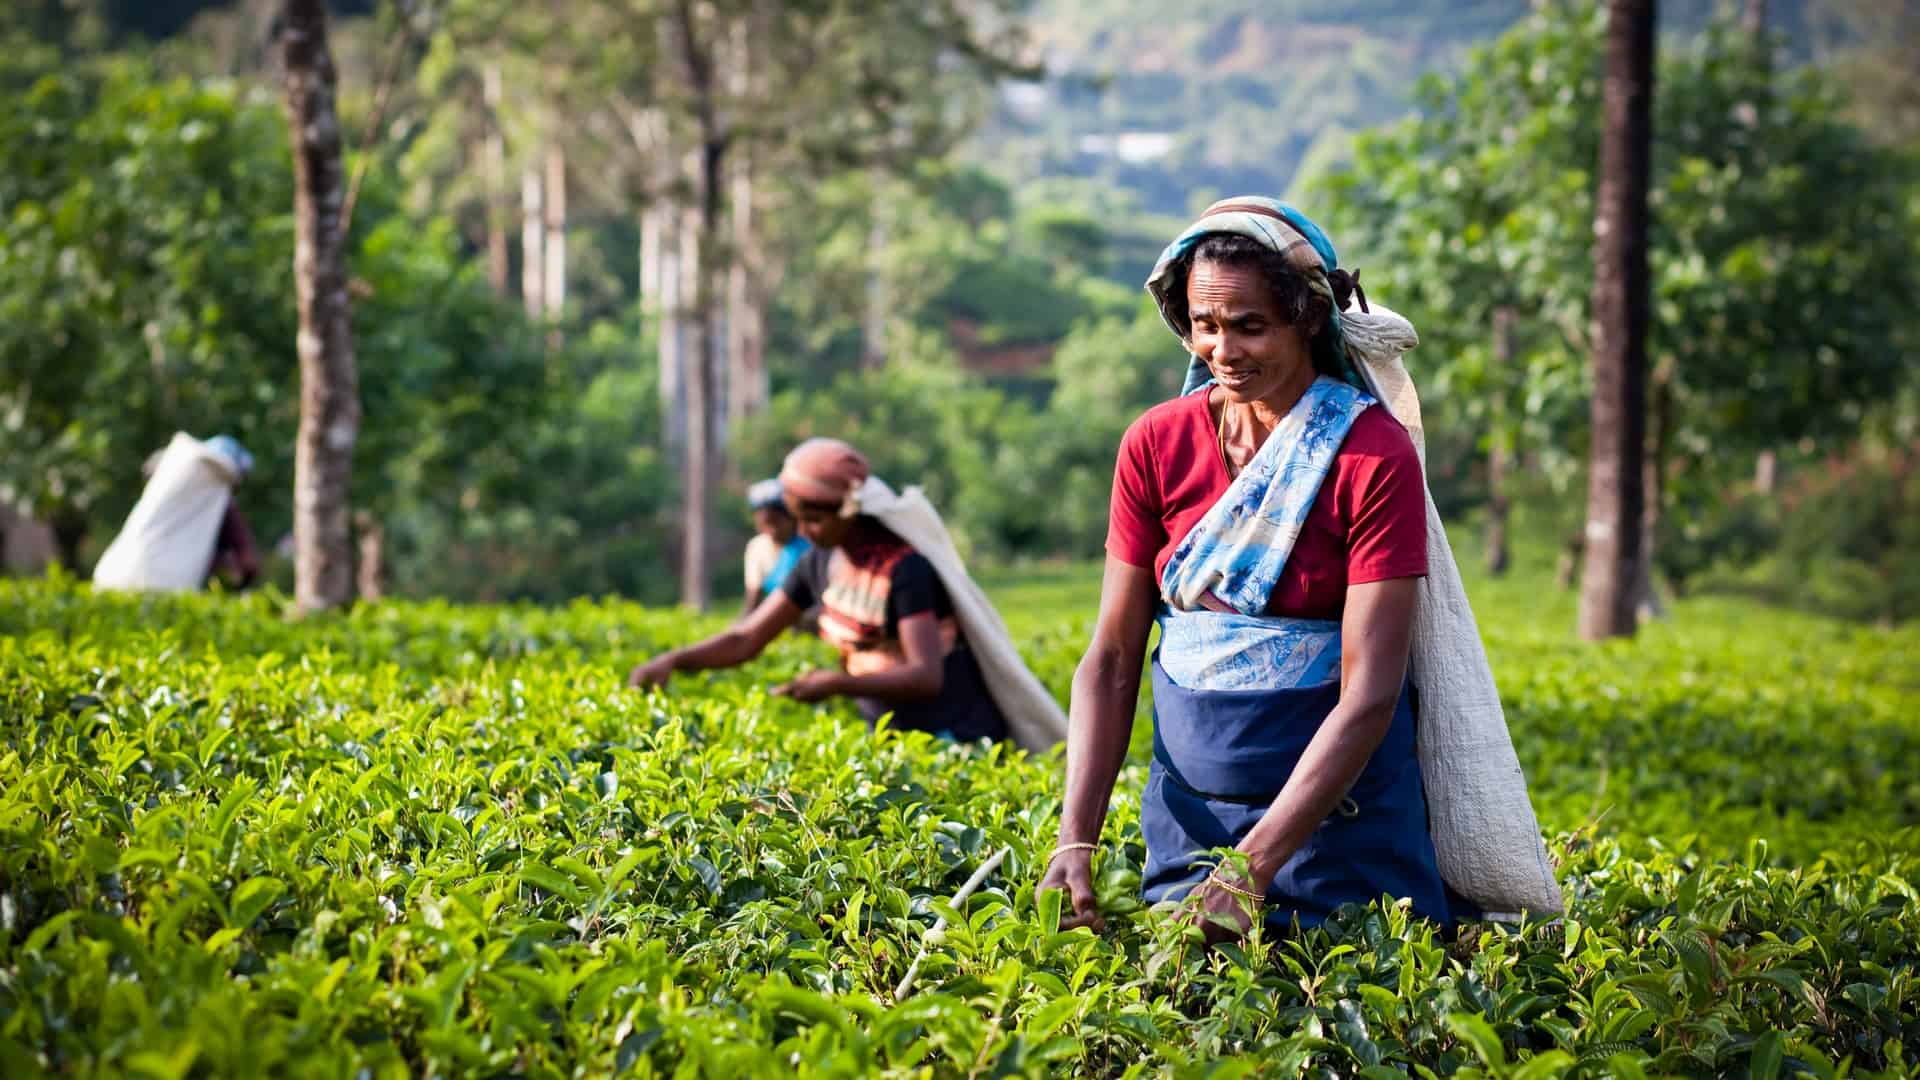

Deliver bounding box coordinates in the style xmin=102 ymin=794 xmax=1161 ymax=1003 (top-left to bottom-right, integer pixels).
xmin=543 ymin=141 xmax=566 ymax=317
xmin=726 ymin=198 xmax=767 ymax=424
xmin=678 ymin=190 xmax=712 ymax=610
xmin=481 ymin=62 xmax=509 ymax=296
xmin=640 ymin=203 xmax=664 ymax=308
xmin=862 ymin=192 xmax=891 ymax=371
xmin=521 ymin=163 xmax=544 ymax=318
xmin=1754 ymin=450 xmax=1777 ymax=495
xmin=656 ymin=202 xmax=687 ymax=465
xmin=726 ymin=12 xmax=769 ymax=425
xmin=282 ymin=0 xmax=359 ymax=612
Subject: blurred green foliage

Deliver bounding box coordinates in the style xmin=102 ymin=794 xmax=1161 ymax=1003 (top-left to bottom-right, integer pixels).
xmin=1 ymin=1 xmax=1916 ymax=625
xmin=0 ymin=65 xmax=676 ymax=602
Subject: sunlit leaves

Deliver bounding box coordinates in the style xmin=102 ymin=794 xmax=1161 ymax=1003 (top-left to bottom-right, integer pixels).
xmin=0 ymin=575 xmax=1916 ymax=1075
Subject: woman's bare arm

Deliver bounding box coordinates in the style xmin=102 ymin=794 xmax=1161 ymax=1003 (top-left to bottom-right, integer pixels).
xmin=630 ymin=591 xmax=802 ymax=687
xmin=832 ymin=611 xmax=946 ymax=701
xmin=1038 ymin=556 xmax=1160 ymax=928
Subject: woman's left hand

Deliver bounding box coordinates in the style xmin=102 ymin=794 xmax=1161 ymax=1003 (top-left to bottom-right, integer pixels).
xmin=1189 ymin=868 xmax=1261 ymax=945
xmin=771 ymin=669 xmax=844 ymax=703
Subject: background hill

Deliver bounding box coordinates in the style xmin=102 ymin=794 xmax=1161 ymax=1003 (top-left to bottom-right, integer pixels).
xmin=977 ymin=0 xmax=1830 ymax=214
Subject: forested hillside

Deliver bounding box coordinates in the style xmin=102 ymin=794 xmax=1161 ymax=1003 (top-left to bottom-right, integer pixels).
xmin=984 ymin=0 xmax=1831 ymax=213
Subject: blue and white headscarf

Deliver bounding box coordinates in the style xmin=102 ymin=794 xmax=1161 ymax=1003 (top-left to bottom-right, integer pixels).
xmin=1144 ymin=196 xmax=1368 ymax=395
xmin=205 ymin=434 xmax=254 ymax=479
xmin=747 ymin=478 xmax=786 ymax=512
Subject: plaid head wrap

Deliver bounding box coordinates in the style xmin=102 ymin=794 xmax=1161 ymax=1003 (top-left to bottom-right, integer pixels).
xmin=780 ymin=438 xmax=871 ymax=517
xmin=1145 ymin=197 xmax=1369 ymax=395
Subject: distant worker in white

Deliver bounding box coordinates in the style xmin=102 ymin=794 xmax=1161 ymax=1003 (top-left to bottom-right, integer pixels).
xmin=91 ymin=433 xmax=261 ymax=593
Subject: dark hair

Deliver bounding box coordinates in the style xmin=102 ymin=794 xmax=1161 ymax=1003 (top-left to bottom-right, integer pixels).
xmin=1162 ymin=233 xmax=1345 ymax=378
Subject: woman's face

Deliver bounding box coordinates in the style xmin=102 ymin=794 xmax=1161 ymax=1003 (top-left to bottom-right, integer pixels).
xmin=1186 ymin=259 xmax=1317 ymax=404
xmin=785 ymin=496 xmax=854 ymax=549
xmin=754 ymin=507 xmax=796 ymax=544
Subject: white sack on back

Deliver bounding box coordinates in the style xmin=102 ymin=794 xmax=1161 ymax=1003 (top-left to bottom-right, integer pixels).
xmin=1343 ymin=302 xmax=1564 ymax=919
xmin=851 ymin=476 xmax=1070 ymax=753
xmin=91 ymin=433 xmax=238 ymax=593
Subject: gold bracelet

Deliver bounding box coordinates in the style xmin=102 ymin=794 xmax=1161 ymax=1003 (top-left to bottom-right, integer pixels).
xmin=1207 ymin=871 xmax=1264 ymax=902
xmin=1049 ymin=841 xmax=1098 ymax=862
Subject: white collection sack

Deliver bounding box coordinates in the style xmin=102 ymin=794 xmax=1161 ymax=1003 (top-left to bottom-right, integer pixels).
xmin=1342 ymin=303 xmax=1564 ymax=918
xmin=850 ymin=476 xmax=1070 ymax=754
xmin=91 ymin=433 xmax=239 ymax=593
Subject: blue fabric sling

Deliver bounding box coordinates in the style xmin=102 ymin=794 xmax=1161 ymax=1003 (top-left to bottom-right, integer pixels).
xmin=764 ymin=536 xmax=810 ymax=595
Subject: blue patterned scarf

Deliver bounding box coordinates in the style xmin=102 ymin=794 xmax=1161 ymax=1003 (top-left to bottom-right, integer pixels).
xmin=1155 ymin=378 xmax=1375 ymax=691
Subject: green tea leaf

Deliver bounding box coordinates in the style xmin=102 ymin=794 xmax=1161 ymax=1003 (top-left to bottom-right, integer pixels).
xmin=1447 ymin=1012 xmax=1506 ymax=1069
xmin=1749 ymin=1031 xmax=1785 ymax=1080
xmin=228 ymin=876 xmax=285 ymax=928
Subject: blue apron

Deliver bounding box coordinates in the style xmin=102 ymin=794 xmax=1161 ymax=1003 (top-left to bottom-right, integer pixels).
xmin=1140 ymin=655 xmax=1449 ymax=929
xmin=1144 ymin=376 xmax=1450 ymax=929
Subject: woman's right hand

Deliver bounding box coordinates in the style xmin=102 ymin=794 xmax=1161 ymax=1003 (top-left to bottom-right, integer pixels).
xmin=627 ymin=655 xmax=676 ymax=691
xmin=1037 ymin=849 xmax=1104 ymax=932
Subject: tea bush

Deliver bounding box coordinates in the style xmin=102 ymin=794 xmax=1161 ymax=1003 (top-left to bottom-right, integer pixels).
xmin=1 ymin=573 xmax=1915 ymax=1077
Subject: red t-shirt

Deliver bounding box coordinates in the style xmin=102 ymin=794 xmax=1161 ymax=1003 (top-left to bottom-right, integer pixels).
xmin=1106 ymin=392 xmax=1429 ymax=619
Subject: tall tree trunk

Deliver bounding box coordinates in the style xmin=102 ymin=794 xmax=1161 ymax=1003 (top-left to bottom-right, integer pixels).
xmin=1742 ymin=0 xmax=1767 ymax=38
xmin=282 ymin=0 xmax=360 ymax=612
xmin=353 ymin=509 xmax=386 ymax=601
xmin=1486 ymin=305 xmax=1515 ymax=577
xmin=543 ymin=141 xmax=567 ymax=318
xmin=520 ymin=163 xmax=544 ymax=318
xmin=680 ymin=183 xmax=715 ymax=610
xmin=481 ymin=62 xmax=509 ymax=296
xmin=1578 ymin=0 xmax=1655 ymax=642
xmin=674 ymin=0 xmax=728 ymax=611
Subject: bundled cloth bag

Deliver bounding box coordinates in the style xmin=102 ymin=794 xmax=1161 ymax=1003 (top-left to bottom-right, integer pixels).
xmin=1146 ymin=197 xmax=1562 ymax=919
xmin=1343 ymin=303 xmax=1561 ymax=918
xmin=92 ymin=433 xmax=246 ymax=593
xmin=844 ymin=475 xmax=1070 ymax=754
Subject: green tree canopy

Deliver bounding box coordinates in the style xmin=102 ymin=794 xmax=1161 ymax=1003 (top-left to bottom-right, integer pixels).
xmin=1318 ymin=1 xmax=1919 ymax=484
xmin=0 ymin=64 xmax=576 ymax=582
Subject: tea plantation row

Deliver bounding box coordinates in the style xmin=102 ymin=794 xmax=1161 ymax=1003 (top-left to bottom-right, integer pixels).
xmin=1 ymin=573 xmax=1915 ymax=1076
